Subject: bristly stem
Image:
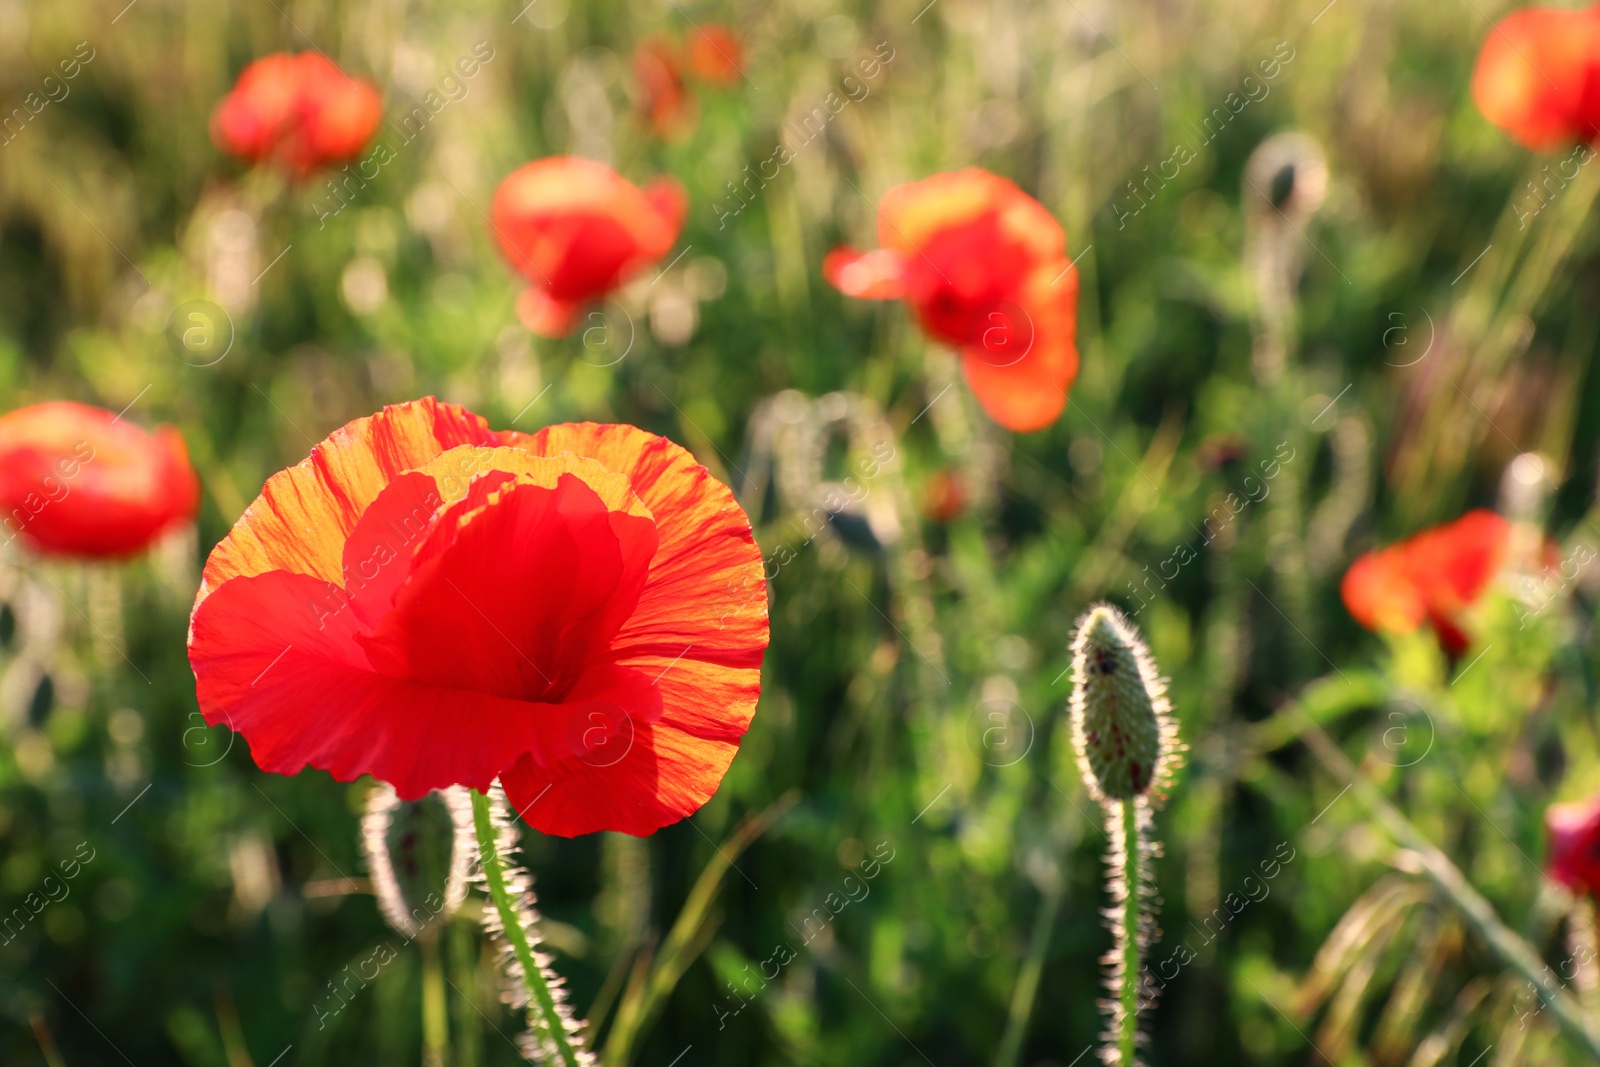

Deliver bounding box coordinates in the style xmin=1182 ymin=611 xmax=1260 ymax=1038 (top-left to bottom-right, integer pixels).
xmin=469 ymin=789 xmax=581 ymax=1067
xmin=1117 ymin=798 xmax=1140 ymax=1067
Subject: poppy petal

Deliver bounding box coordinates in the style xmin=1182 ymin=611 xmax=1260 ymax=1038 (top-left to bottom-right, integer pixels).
xmin=190 ymin=569 xmax=587 ymax=799
xmin=491 ymin=158 xmax=683 ymax=311
xmin=1407 ymin=509 xmax=1509 ymax=610
xmin=198 ymin=398 xmax=502 ymax=604
xmin=0 ymin=402 xmax=198 ymax=558
xmin=1341 ymin=546 xmax=1428 ymax=633
xmin=1547 ymin=796 xmax=1600 ymax=893
xmin=824 ymin=247 xmax=910 ymax=299
xmin=878 ymin=168 xmax=1065 ymax=262
xmin=644 ymin=176 xmax=688 ymax=234
xmin=500 ymin=721 xmax=737 ymax=837
xmin=623 ymin=650 xmax=759 ymax=742
xmin=339 ymin=470 xmax=455 ymax=629
xmin=1472 ymin=7 xmax=1600 ymax=151
xmin=518 ymin=423 xmax=768 ymax=663
xmin=358 ymin=472 xmax=657 ymax=702
xmin=516 ymin=285 xmax=584 ymax=337
xmin=957 ymin=265 xmax=1079 ymax=433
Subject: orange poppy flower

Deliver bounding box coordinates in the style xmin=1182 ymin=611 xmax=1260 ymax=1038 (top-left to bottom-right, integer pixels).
xmin=1341 ymin=509 xmax=1510 ymax=656
xmin=689 ymin=25 xmax=745 ymax=87
xmin=1547 ymin=792 xmax=1600 ymax=895
xmin=212 ymin=52 xmax=383 ymax=176
xmin=491 ymin=157 xmax=687 ymax=338
xmin=1471 ymin=5 xmax=1600 ymax=151
xmin=633 ymin=37 xmax=697 ymax=139
xmin=823 ymin=169 xmax=1080 ymax=433
xmin=186 ymin=398 xmax=766 ymax=838
xmin=0 ymin=401 xmax=198 ymax=558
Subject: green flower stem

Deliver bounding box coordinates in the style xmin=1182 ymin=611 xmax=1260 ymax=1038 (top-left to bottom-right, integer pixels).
xmin=470 ymin=790 xmax=580 ymax=1067
xmin=995 ymin=826 xmax=1071 ymax=1067
xmin=1296 ymin=717 xmax=1600 ymax=1061
xmin=1118 ymin=799 xmax=1140 ymax=1067
xmin=1479 ymin=158 xmax=1600 ymax=376
xmin=420 ymin=925 xmax=449 ymax=1067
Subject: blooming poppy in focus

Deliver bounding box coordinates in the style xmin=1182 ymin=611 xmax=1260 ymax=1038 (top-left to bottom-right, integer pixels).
xmin=633 ymin=37 xmax=697 ymax=139
xmin=823 ymin=168 xmax=1080 ymax=433
xmin=186 ymin=398 xmax=766 ymax=838
xmin=689 ymin=25 xmax=744 ymax=87
xmin=1340 ymin=509 xmax=1510 ymax=656
xmin=0 ymin=401 xmax=198 ymax=558
xmin=491 ymin=157 xmax=687 ymax=337
xmin=1471 ymin=5 xmax=1600 ymax=151
xmin=212 ymin=52 xmax=383 ymax=176
xmin=1546 ymin=792 xmax=1600 ymax=895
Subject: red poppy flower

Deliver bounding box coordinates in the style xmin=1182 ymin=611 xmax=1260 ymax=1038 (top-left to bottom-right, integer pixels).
xmin=823 ymin=169 xmax=1080 ymax=433
xmin=212 ymin=52 xmax=383 ymax=176
xmin=186 ymin=398 xmax=766 ymax=838
xmin=1471 ymin=5 xmax=1600 ymax=151
xmin=922 ymin=468 xmax=966 ymax=524
xmin=689 ymin=25 xmax=745 ymax=87
xmin=1341 ymin=509 xmax=1511 ymax=656
xmin=1547 ymin=793 xmax=1600 ymax=895
xmin=633 ymin=38 xmax=697 ymax=139
xmin=491 ymin=157 xmax=687 ymax=338
xmin=0 ymin=401 xmax=198 ymax=558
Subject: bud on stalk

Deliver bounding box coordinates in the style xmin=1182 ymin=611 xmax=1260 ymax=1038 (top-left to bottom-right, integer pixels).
xmin=1068 ymin=604 xmax=1181 ymax=1067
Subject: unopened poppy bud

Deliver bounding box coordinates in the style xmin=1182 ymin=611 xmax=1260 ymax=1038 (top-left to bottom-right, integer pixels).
xmin=361 ymin=783 xmax=475 ymax=938
xmin=1069 ymin=604 xmax=1172 ymax=802
xmin=1068 ymin=604 xmax=1180 ymax=1066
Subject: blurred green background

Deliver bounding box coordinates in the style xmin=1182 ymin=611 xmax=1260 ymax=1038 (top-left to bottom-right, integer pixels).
xmin=6 ymin=0 xmax=1600 ymax=1064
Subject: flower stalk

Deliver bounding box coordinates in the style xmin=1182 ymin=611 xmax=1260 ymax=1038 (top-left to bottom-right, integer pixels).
xmin=420 ymin=927 xmax=449 ymax=1067
xmin=1115 ymin=798 xmax=1142 ymax=1067
xmin=1068 ymin=604 xmax=1180 ymax=1067
xmin=469 ymin=787 xmax=592 ymax=1067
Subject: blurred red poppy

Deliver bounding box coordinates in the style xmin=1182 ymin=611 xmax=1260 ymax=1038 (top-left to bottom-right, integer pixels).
xmin=823 ymin=169 xmax=1080 ymax=433
xmin=1471 ymin=5 xmax=1600 ymax=151
xmin=923 ymin=468 xmax=966 ymax=524
xmin=187 ymin=398 xmax=766 ymax=838
xmin=212 ymin=52 xmax=383 ymax=176
xmin=491 ymin=157 xmax=686 ymax=337
xmin=0 ymin=401 xmax=198 ymax=558
xmin=1547 ymin=793 xmax=1600 ymax=895
xmin=633 ymin=37 xmax=697 ymax=139
xmin=689 ymin=25 xmax=744 ymax=87
xmin=1340 ymin=509 xmax=1510 ymax=655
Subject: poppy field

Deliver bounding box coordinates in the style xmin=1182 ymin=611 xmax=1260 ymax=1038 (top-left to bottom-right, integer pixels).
xmin=11 ymin=0 xmax=1600 ymax=1065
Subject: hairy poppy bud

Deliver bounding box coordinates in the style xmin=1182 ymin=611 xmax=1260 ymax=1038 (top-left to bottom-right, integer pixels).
xmin=361 ymin=783 xmax=474 ymax=938
xmin=1069 ymin=604 xmax=1172 ymax=802
xmin=1067 ymin=604 xmax=1181 ymax=1066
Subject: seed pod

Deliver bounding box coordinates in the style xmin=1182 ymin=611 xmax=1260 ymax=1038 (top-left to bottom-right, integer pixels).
xmin=1069 ymin=604 xmax=1174 ymax=803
